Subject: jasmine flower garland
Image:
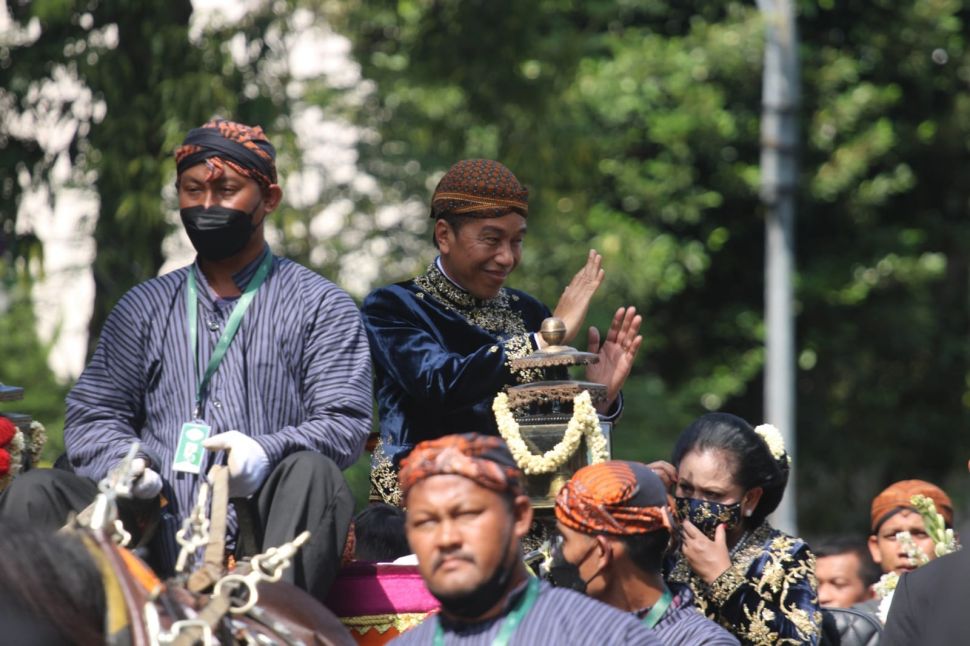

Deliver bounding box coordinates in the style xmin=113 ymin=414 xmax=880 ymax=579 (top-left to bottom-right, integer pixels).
xmin=493 ymin=390 xmax=607 ymax=475
xmin=28 ymin=420 xmax=47 ymax=466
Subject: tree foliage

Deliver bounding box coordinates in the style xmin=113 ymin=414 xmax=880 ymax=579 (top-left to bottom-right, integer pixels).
xmin=0 ymin=285 xmax=69 ymax=463
xmin=1 ymin=0 xmax=299 ymax=353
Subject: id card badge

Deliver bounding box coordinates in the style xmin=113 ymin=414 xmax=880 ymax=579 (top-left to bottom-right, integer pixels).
xmin=172 ymin=421 xmax=211 ymax=474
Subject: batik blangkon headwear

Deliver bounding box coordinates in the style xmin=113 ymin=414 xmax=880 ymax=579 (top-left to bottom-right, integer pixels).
xmin=430 ymin=159 xmax=528 ymax=220
xmin=398 ymin=433 xmax=524 ymax=499
xmin=870 ymin=479 xmax=953 ymax=532
xmin=555 ymin=460 xmax=671 ymax=536
xmin=175 ymin=118 xmax=277 ymax=189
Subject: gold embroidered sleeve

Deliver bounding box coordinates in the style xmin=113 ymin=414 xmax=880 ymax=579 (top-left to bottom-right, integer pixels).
xmin=724 ymin=535 xmax=822 ymax=645
xmin=503 ymin=333 xmax=544 ymax=384
xmin=369 ymin=439 xmax=403 ymax=507
xmin=708 ymin=562 xmax=748 ymax=606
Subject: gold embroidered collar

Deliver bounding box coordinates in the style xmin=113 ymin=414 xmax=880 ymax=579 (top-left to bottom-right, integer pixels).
xmin=413 ymin=262 xmax=527 ymax=336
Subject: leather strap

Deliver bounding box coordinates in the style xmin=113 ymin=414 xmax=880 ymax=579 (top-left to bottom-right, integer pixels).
xmin=187 ymin=465 xmax=230 ymax=592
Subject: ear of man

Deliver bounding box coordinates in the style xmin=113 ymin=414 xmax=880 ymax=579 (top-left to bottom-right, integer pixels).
xmin=510 ymin=494 xmax=534 ymax=541
xmin=596 ymin=535 xmax=617 ymax=569
xmin=434 ymin=218 xmax=455 ymax=252
xmin=261 ymin=184 xmax=283 ymax=212
xmin=250 ymin=185 xmax=282 ymax=228
xmin=867 ymin=535 xmax=884 ymax=565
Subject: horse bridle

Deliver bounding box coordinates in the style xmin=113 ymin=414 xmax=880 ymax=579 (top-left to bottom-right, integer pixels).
xmin=65 ymin=444 xmax=344 ymax=646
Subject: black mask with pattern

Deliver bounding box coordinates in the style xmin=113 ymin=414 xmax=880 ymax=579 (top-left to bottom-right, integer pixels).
xmin=674 ymin=496 xmax=743 ymax=540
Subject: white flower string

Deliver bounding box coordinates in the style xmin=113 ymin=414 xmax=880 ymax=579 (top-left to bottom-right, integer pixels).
xmin=874 ymin=572 xmax=898 ymax=623
xmin=896 ymin=531 xmax=930 ymax=568
xmin=0 ymin=427 xmax=25 ymax=491
xmin=493 ymin=390 xmax=608 ymax=475
xmin=910 ymin=494 xmax=961 ymax=557
xmin=753 ymin=423 xmax=789 ymax=465
xmin=28 ymin=420 xmax=47 ymax=465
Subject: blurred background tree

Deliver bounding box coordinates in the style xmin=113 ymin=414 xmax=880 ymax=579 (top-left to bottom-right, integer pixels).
xmin=2 ymin=0 xmax=969 ymax=536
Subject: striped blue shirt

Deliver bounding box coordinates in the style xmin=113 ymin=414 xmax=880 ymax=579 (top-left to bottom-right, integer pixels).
xmin=391 ymin=580 xmax=661 ymax=645
xmin=649 ymin=585 xmax=740 ymax=645
xmin=64 ymin=248 xmax=372 ymax=568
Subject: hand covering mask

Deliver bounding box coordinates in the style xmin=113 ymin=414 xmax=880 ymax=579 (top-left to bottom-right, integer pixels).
xmin=180 ymin=203 xmax=258 ymax=261
xmin=674 ymin=496 xmax=743 ymax=540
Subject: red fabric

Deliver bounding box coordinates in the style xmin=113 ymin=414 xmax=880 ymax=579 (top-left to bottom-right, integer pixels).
xmin=0 ymin=416 xmax=16 ymax=447
xmin=0 ymin=448 xmax=10 ymax=476
xmin=352 ymin=628 xmax=403 ymax=646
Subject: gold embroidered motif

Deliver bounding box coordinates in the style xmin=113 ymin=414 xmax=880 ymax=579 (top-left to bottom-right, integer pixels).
xmin=413 ymin=263 xmax=528 ymax=335
xmin=369 ymin=438 xmax=404 ymax=507
xmin=743 ymin=603 xmax=778 ymax=644
xmin=709 ymin=563 xmax=747 ymax=605
xmin=787 ymin=606 xmax=822 ymax=643
xmin=341 ymin=612 xmax=429 ymax=634
xmin=674 ymin=497 xmax=739 ymax=527
xmin=502 ymin=334 xmax=544 ymax=384
xmin=668 ymin=522 xmax=821 ymax=645
xmin=413 ymin=263 xmax=539 ymax=383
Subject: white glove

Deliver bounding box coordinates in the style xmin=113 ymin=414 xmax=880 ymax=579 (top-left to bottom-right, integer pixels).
xmin=202 ymin=430 xmax=270 ymax=498
xmin=130 ymin=457 xmax=163 ymax=499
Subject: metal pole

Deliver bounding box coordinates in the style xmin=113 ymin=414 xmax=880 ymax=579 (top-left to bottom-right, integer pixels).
xmin=757 ymin=0 xmax=799 ymax=535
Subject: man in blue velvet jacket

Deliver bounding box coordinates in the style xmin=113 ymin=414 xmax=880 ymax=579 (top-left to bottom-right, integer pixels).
xmin=362 ymin=159 xmax=642 ymax=505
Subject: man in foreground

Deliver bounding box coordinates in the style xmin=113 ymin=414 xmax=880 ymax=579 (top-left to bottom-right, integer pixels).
xmin=0 ymin=119 xmax=372 ymax=597
xmin=553 ymin=460 xmax=738 ymax=645
xmin=393 ymin=433 xmax=661 ymax=644
xmin=363 ymin=159 xmax=642 ymax=505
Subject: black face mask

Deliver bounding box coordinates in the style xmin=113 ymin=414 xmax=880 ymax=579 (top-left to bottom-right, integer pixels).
xmin=180 ymin=203 xmax=259 ymax=261
xmin=548 ymin=535 xmax=596 ymax=594
xmin=434 ymin=529 xmax=517 ymax=619
xmin=674 ymin=496 xmax=744 ymax=540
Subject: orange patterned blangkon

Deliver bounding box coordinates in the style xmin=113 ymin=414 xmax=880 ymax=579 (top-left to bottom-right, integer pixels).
xmin=555 ymin=460 xmax=671 ymax=536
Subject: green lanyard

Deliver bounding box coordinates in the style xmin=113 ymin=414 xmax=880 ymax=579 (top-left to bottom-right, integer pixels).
xmin=186 ymin=251 xmax=273 ymax=417
xmin=432 ymin=577 xmax=540 ymax=646
xmin=640 ymin=586 xmax=673 ymax=629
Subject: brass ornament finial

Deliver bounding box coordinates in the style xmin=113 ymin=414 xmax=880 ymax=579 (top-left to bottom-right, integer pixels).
xmin=510 ymin=316 xmax=599 ymax=370
xmin=540 ymin=317 xmax=567 ymax=348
